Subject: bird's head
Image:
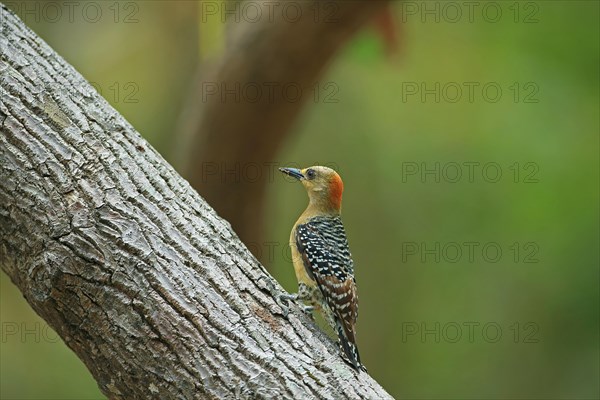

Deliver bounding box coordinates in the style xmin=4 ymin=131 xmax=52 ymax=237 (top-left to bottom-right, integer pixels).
xmin=279 ymin=166 xmax=344 ymax=213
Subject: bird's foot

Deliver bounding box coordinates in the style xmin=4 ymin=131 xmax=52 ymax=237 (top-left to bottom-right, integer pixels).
xmin=300 ymin=304 xmax=315 ymax=317
xmin=277 ymin=293 xmax=314 ymax=319
xmin=279 ymin=293 xmax=299 ymax=302
xmin=276 ymin=293 xmax=297 ymax=318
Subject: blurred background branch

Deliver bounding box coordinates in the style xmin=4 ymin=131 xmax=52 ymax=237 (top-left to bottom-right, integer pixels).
xmin=174 ymin=0 xmax=391 ymax=260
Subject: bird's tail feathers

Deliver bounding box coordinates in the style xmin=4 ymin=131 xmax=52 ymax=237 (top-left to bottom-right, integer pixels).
xmin=336 ymin=323 xmax=365 ymax=372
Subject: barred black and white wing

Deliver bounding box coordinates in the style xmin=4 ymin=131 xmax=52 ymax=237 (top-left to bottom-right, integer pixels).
xmin=295 ymin=215 xmax=362 ymax=369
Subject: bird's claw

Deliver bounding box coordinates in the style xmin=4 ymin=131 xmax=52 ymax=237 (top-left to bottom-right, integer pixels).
xmin=277 ymin=293 xmax=296 ymax=317
xmin=279 ymin=293 xmax=299 ymax=302
xmin=277 ymin=293 xmax=314 ymax=319
xmin=300 ymin=304 xmax=315 ymax=318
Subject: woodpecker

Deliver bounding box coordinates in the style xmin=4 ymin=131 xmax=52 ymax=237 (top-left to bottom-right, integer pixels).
xmin=279 ymin=165 xmax=363 ymax=371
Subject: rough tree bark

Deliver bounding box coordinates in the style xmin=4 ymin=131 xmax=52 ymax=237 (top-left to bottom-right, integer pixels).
xmin=0 ymin=5 xmax=392 ymax=400
xmin=176 ymin=1 xmax=389 ymax=259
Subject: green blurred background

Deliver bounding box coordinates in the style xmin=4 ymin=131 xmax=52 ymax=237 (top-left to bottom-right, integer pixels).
xmin=1 ymin=1 xmax=598 ymax=399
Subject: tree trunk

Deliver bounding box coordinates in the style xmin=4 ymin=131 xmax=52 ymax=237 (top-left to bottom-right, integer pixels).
xmin=175 ymin=1 xmax=389 ymax=260
xmin=0 ymin=5 xmax=392 ymax=400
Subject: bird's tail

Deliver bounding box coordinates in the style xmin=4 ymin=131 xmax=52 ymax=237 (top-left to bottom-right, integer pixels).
xmin=336 ymin=322 xmax=365 ymax=372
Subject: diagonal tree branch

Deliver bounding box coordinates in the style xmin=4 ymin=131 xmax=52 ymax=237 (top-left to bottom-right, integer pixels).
xmin=0 ymin=5 xmax=392 ymax=399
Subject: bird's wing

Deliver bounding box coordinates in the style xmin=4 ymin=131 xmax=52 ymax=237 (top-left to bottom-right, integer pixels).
xmin=295 ymin=216 xmax=360 ymax=367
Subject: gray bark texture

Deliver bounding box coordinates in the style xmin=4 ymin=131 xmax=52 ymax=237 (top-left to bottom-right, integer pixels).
xmin=0 ymin=5 xmax=393 ymax=400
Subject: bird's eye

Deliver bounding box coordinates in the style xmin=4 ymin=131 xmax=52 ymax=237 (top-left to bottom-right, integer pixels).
xmin=306 ymin=169 xmax=316 ymax=179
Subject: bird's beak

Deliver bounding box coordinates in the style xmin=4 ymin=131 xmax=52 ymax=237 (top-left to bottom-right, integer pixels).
xmin=279 ymin=167 xmax=304 ymax=180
